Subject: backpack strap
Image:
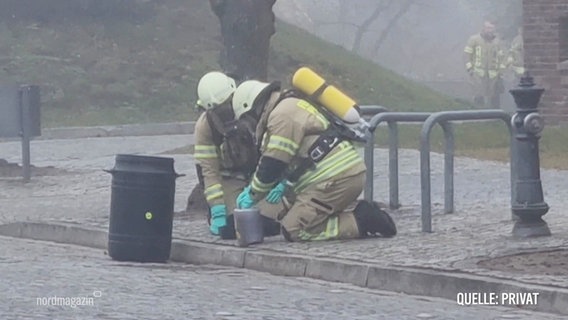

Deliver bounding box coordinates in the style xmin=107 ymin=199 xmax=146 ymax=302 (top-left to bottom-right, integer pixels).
xmin=286 ymin=128 xmax=343 ymax=184
xmin=205 ymin=109 xmax=226 ymax=146
xmin=273 ymin=89 xmax=302 ymax=107
xmin=277 ymin=89 xmax=365 ymax=143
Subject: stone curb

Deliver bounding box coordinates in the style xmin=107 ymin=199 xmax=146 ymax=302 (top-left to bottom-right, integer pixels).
xmin=1 ymin=221 xmax=567 ymax=316
xmin=34 ymin=121 xmax=195 ymax=140
xmin=0 ymin=221 xmax=108 ymax=249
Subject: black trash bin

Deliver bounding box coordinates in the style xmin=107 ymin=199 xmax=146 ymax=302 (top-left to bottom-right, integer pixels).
xmin=106 ymin=154 xmax=181 ymax=262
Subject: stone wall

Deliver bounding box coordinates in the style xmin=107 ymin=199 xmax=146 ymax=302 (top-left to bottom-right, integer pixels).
xmin=523 ymin=0 xmax=568 ymax=124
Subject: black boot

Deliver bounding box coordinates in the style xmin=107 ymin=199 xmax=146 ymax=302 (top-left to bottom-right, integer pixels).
xmin=354 ymin=200 xmax=397 ymax=238
xmin=219 ymin=215 xmax=236 ymax=240
xmin=261 ymin=215 xmax=281 ymax=237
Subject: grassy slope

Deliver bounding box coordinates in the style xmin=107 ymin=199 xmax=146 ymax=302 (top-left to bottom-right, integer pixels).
xmin=273 ymin=22 xmax=568 ymax=170
xmin=269 ymin=22 xmax=468 ymax=112
xmin=0 ymin=0 xmax=467 ymax=128
xmin=373 ymin=123 xmax=568 ymax=170
xmin=0 ymin=0 xmax=565 ymax=169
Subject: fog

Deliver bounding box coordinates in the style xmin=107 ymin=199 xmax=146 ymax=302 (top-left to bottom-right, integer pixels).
xmin=0 ymin=0 xmax=523 ymax=119
xmin=274 ymin=0 xmax=522 ymax=99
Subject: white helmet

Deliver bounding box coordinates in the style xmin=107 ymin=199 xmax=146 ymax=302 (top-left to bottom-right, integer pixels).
xmin=196 ymin=71 xmax=237 ymax=110
xmin=231 ymin=80 xmax=270 ymax=119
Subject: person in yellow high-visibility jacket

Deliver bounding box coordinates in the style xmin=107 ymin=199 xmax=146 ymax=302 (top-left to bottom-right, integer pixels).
xmin=192 ymin=71 xmax=282 ymax=239
xmin=507 ymin=26 xmax=525 ymax=79
xmin=464 ymin=21 xmax=507 ymax=108
xmin=230 ymin=80 xmax=397 ymax=242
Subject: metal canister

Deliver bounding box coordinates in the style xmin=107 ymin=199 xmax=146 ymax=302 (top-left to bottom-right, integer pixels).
xmin=234 ymin=208 xmax=265 ymax=247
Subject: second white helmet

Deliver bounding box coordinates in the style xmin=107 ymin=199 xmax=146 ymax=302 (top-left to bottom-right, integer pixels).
xmin=196 ymin=71 xmax=237 ymax=110
xmin=231 ymin=80 xmax=270 ymax=119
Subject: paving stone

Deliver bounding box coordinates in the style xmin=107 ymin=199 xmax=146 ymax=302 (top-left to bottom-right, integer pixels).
xmin=1 ymin=133 xmax=567 ymax=291
xmin=6 ymin=236 xmax=561 ymax=320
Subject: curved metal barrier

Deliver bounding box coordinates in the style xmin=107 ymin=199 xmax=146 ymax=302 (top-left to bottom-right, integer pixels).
xmin=358 ymin=105 xmax=389 ymax=118
xmin=364 ymin=112 xmax=433 ymax=208
xmin=419 ymin=110 xmax=514 ymax=233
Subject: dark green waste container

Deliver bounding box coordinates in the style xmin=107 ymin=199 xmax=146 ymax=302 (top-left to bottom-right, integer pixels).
xmin=106 ymin=154 xmax=181 ymax=262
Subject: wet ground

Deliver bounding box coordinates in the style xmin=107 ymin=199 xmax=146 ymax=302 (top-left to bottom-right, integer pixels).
xmin=2 ymin=236 xmax=562 ymax=320
xmin=478 ymin=249 xmax=568 ymax=276
xmin=0 ymin=159 xmax=70 ymax=178
xmin=2 ymin=134 xmax=567 ymax=292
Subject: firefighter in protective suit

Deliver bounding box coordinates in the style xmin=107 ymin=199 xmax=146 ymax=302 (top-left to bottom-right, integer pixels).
xmin=193 ymin=71 xmax=282 ymax=239
xmin=231 ymin=80 xmax=397 ymax=242
xmin=464 ymin=21 xmax=507 ymax=108
xmin=507 ymin=27 xmax=525 ymax=79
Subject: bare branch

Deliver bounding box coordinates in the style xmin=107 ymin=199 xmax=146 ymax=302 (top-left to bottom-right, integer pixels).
xmin=370 ymin=0 xmax=415 ymax=57
xmin=351 ymin=0 xmax=394 ymax=53
xmin=311 ymin=20 xmax=360 ymax=29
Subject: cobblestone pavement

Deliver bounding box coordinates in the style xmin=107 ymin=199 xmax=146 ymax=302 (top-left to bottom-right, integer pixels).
xmin=0 ymin=135 xmax=195 ymax=224
xmin=1 ymin=236 xmax=563 ymax=320
xmin=1 ymin=135 xmax=568 ymax=288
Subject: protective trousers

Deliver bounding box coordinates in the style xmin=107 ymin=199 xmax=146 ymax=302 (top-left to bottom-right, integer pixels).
xmin=279 ymin=170 xmax=365 ymax=242
xmin=470 ymin=75 xmax=502 ymax=109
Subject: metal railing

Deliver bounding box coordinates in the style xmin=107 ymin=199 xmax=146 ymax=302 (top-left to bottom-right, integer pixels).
xmin=0 ymin=85 xmax=41 ymax=182
xmin=364 ymin=112 xmax=433 ymax=208
xmin=358 ymin=105 xmax=388 ymax=118
xmin=419 ymin=110 xmax=514 ymax=233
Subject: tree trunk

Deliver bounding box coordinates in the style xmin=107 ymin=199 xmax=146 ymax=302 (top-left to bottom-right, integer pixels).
xmin=210 ymin=0 xmax=276 ymax=82
xmin=186 ymin=0 xmax=276 ymax=214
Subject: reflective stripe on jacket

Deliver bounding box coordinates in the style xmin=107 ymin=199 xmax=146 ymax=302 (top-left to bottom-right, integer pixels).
xmin=194 ymin=113 xmax=225 ymax=206
xmin=464 ymin=34 xmax=506 ymax=79
xmin=251 ymin=96 xmax=365 ymax=197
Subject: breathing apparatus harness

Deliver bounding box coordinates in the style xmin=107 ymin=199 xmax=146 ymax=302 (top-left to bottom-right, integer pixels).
xmin=273 ymin=89 xmax=366 ymax=185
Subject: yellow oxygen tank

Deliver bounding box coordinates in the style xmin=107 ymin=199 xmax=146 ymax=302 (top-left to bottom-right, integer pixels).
xmin=292 ymin=67 xmax=361 ymax=124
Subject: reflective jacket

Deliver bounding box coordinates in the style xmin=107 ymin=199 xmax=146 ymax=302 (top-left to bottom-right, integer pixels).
xmin=464 ymin=34 xmax=506 ymax=79
xmin=507 ymin=34 xmax=525 ymax=76
xmin=193 ymin=112 xmax=257 ymax=207
xmin=250 ymin=92 xmax=366 ymax=199
xmin=194 ymin=113 xmax=225 ymax=207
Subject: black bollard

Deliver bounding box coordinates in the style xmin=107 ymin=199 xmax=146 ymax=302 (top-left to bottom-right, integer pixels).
xmin=508 ymin=73 xmax=551 ymax=238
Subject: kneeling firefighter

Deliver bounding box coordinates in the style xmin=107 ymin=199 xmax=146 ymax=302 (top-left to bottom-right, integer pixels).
xmin=192 ymin=71 xmax=282 ymax=239
xmin=232 ymin=76 xmax=397 ymax=242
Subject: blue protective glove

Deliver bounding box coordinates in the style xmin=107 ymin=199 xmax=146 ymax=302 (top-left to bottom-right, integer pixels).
xmin=209 ymin=204 xmax=227 ymax=235
xmin=266 ymin=180 xmax=287 ymax=204
xmin=236 ymin=185 xmax=256 ymax=209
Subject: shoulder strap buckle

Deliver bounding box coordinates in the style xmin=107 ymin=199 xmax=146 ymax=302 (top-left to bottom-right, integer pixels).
xmin=308 ymin=133 xmax=342 ymax=163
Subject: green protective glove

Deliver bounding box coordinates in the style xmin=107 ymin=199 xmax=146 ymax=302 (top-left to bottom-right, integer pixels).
xmin=209 ymin=204 xmax=227 ymax=235
xmin=266 ymin=180 xmax=287 ymax=204
xmin=236 ymin=185 xmax=255 ymax=209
